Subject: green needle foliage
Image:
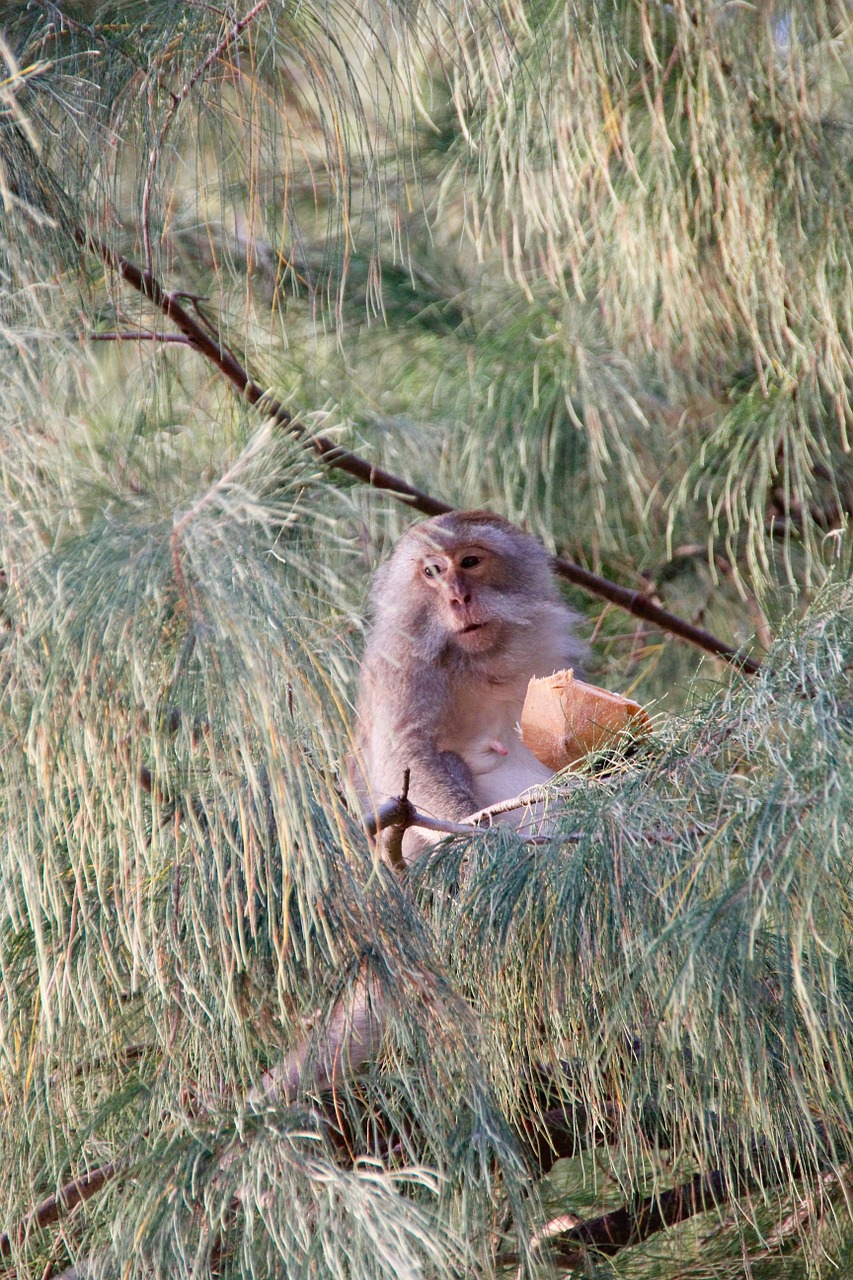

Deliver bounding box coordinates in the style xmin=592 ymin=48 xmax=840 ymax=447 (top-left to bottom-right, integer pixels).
xmin=1 ymin=2 xmax=852 ymax=1277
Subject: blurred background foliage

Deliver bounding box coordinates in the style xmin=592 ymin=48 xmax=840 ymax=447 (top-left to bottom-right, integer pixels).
xmin=0 ymin=1 xmax=852 ymax=1277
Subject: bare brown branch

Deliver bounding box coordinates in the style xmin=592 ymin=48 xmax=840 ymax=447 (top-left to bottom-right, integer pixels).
xmin=363 ymin=795 xmax=484 ymax=843
xmin=0 ymin=1162 xmax=121 ymax=1260
xmin=89 ymin=330 xmax=191 ymax=344
xmin=362 ymin=786 xmax=566 ymax=850
xmin=80 ymin=235 xmax=761 ymax=674
xmin=509 ymin=1118 xmax=840 ymax=1268
xmin=527 ymin=1168 xmax=730 ymax=1269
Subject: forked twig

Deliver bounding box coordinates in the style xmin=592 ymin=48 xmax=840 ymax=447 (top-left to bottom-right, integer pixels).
xmin=141 ymin=0 xmax=273 ymax=274
xmin=363 ymin=779 xmax=577 ymax=856
xmin=363 ymin=795 xmax=486 ymax=843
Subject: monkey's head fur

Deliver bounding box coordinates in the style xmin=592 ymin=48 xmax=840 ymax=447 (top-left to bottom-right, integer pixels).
xmin=367 ymin=510 xmax=561 ymax=664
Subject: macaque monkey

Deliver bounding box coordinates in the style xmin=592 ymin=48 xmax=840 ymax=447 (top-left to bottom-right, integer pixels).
xmin=355 ymin=510 xmax=585 ymax=857
xmin=251 ymin=512 xmax=585 ymax=1105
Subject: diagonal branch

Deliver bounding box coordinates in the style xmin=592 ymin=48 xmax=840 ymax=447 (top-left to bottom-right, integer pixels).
xmin=508 ymin=1117 xmax=840 ymax=1269
xmin=0 ymin=1161 xmax=121 ymax=1260
xmin=79 ymin=232 xmax=441 ymax=508
xmin=81 ymin=234 xmax=761 ymax=675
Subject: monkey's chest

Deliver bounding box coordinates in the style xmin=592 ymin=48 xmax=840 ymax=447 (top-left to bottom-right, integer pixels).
xmin=438 ymin=678 xmax=553 ymax=808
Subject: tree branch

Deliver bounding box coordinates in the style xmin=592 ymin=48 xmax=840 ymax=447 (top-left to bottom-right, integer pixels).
xmin=508 ymin=1117 xmax=839 ymax=1268
xmin=362 ymin=786 xmax=564 ymax=851
xmin=89 ymin=330 xmax=191 ymax=344
xmin=363 ymin=794 xmax=489 ymax=843
xmin=466 ymin=784 xmax=579 ymax=824
xmin=0 ymin=1162 xmax=121 ymax=1260
xmin=520 ymin=1167 xmax=730 ymax=1269
xmin=79 ymin=237 xmax=761 ymax=675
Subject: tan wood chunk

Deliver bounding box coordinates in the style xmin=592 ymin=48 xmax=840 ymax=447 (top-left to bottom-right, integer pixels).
xmin=521 ymin=669 xmax=651 ymax=770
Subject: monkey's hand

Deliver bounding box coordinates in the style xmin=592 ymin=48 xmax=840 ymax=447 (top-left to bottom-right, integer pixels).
xmin=370 ymin=742 xmax=477 ymax=865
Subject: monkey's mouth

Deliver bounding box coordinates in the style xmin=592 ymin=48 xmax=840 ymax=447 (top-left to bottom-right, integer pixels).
xmin=459 ymin=622 xmax=486 ymax=634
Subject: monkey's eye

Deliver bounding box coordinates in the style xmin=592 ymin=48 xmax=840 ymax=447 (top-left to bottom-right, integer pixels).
xmin=459 ymin=555 xmax=481 ymax=569
xmin=423 ymin=562 xmax=442 ymax=579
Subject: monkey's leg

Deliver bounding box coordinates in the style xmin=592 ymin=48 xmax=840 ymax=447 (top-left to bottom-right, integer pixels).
xmin=247 ymin=973 xmax=382 ymax=1105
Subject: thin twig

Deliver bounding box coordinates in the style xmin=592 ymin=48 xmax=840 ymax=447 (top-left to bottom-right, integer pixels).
xmin=49 ymin=1043 xmax=152 ymax=1087
xmin=466 ymin=783 xmax=578 ymax=823
xmin=80 ymin=236 xmax=761 ymax=674
xmin=89 ymin=330 xmax=191 ymax=344
xmin=141 ymin=0 xmax=272 ymax=275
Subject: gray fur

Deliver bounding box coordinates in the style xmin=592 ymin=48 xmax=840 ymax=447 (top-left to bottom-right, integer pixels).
xmin=355 ymin=513 xmax=586 ymax=857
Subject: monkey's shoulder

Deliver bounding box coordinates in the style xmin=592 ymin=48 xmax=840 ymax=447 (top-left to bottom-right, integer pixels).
xmin=499 ymin=601 xmax=586 ymax=679
xmin=534 ymin=600 xmax=587 ymax=671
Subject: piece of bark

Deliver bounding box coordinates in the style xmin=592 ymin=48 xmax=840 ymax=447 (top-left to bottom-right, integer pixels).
xmin=521 ymin=669 xmax=651 ymax=771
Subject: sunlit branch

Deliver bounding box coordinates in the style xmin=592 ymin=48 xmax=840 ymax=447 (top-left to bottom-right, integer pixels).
xmin=362 ymin=786 xmax=565 ymax=856
xmin=465 ymin=784 xmax=579 ymax=823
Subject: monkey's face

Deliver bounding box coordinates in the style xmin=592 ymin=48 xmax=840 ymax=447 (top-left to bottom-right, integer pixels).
xmin=418 ymin=543 xmax=510 ymax=653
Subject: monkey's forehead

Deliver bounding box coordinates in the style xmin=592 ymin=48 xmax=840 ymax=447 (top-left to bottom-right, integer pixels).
xmin=423 ymin=509 xmax=511 ymax=533
xmin=409 ymin=529 xmax=496 ymax=556
xmin=407 ymin=511 xmax=528 ymax=554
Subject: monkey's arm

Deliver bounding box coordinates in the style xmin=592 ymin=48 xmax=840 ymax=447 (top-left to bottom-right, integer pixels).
xmin=369 ymin=713 xmax=476 ymax=820
xmin=247 ymin=970 xmax=382 ymax=1104
xmin=358 ymin=665 xmax=477 ymax=827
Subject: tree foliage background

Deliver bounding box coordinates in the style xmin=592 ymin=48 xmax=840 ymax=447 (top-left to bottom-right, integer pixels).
xmin=1 ymin=1 xmax=852 ymax=1277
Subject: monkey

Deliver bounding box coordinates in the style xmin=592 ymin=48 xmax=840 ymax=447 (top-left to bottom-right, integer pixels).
xmin=354 ymin=510 xmax=586 ymax=857
xmin=250 ymin=513 xmax=586 ymax=1106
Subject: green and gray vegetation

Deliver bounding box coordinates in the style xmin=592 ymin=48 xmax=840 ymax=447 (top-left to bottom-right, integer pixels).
xmin=1 ymin=1 xmax=852 ymax=1276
